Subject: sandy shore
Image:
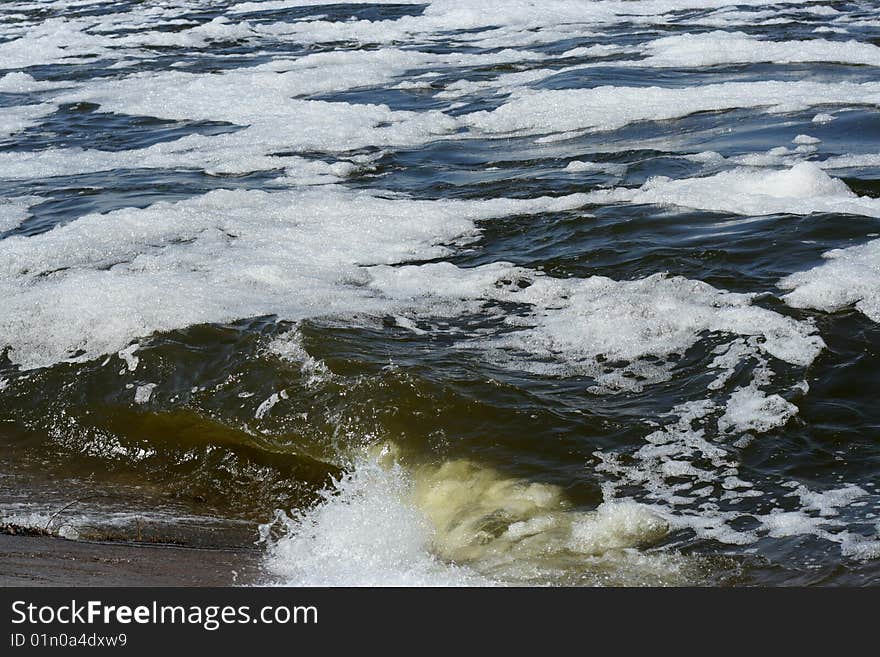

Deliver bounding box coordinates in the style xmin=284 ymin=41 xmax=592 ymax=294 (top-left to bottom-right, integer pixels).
xmin=0 ymin=534 xmax=266 ymax=586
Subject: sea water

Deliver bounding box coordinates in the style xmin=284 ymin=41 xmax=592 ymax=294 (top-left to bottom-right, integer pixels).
xmin=1 ymin=0 xmax=879 ymax=586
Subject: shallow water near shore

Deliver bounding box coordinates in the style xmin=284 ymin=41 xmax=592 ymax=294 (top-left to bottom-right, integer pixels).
xmin=1 ymin=0 xmax=880 ymax=586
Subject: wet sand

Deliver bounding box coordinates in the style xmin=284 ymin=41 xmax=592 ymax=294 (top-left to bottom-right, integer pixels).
xmin=0 ymin=534 xmax=265 ymax=586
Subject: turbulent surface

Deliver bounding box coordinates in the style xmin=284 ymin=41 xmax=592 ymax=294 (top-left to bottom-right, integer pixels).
xmin=1 ymin=0 xmax=880 ymax=585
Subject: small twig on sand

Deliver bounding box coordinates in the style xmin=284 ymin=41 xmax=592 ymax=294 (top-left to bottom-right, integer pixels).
xmin=44 ymin=495 xmax=103 ymax=533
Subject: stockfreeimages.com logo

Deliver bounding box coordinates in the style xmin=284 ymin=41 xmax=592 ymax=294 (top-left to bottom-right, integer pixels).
xmin=11 ymin=600 xmax=317 ymax=632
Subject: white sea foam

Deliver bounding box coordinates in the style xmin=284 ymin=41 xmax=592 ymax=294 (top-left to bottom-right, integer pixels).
xmin=0 ymin=44 xmax=550 ymax=177
xmin=244 ymin=1 xmax=834 ymax=50
xmin=589 ymin=163 xmax=880 ymax=218
xmin=262 ymin=459 xmax=493 ymax=587
xmin=58 ymin=79 xmax=457 ymax=154
xmin=0 ymin=137 xmax=366 ymax=182
xmin=255 ymin=391 xmax=286 ymax=420
xmin=0 ymin=104 xmax=55 ymax=139
xmin=7 ymin=12 xmax=877 ymax=183
xmin=0 ymin=4 xmax=267 ymax=67
xmin=0 ymin=72 xmax=67 ymax=93
xmin=4 ymin=0 xmax=878 ymax=580
xmin=117 ymin=344 xmax=139 ymax=372
xmin=0 ymin=18 xmax=114 ymax=69
xmin=818 ymin=153 xmax=880 ymax=171
xmin=616 ymin=31 xmax=880 ymax=69
xmin=114 ymin=16 xmax=259 ymax=49
xmin=564 ymin=160 xmax=627 ymax=176
xmin=780 ymin=238 xmax=880 ymax=323
xmin=368 ymin=264 xmax=824 ymax=389
xmin=464 ymin=81 xmax=880 ymax=138
xmin=133 ymin=382 xmax=157 ymax=404
xmin=263 ymin=452 xmax=692 ymax=586
xmin=264 ymin=327 xmax=332 ymax=387
xmin=589 ymin=325 xmax=877 ymax=555
xmin=717 ymin=385 xmax=798 ymax=434
xmin=791 ymin=483 xmax=868 ymax=518
xmin=230 ymin=0 xmax=426 ymax=13
xmin=61 ymin=47 xmax=539 ymax=112
xmin=0 ymin=187 xmax=593 ymax=370
xmin=597 ymin=389 xmax=879 ymax=554
xmin=683 ymin=147 xmax=880 ymax=174
xmin=0 ymin=196 xmax=39 ymax=232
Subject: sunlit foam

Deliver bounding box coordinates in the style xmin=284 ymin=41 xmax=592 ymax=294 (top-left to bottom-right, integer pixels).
xmin=262 ymin=446 xmax=699 ymax=587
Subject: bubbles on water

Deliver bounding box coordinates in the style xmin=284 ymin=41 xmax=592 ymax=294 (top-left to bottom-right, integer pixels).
xmin=262 ymin=448 xmax=703 ymax=587
xmin=2 ymin=0 xmax=880 ymax=586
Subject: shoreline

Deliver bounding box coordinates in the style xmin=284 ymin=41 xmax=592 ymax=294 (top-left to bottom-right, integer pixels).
xmin=0 ymin=534 xmax=266 ymax=587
